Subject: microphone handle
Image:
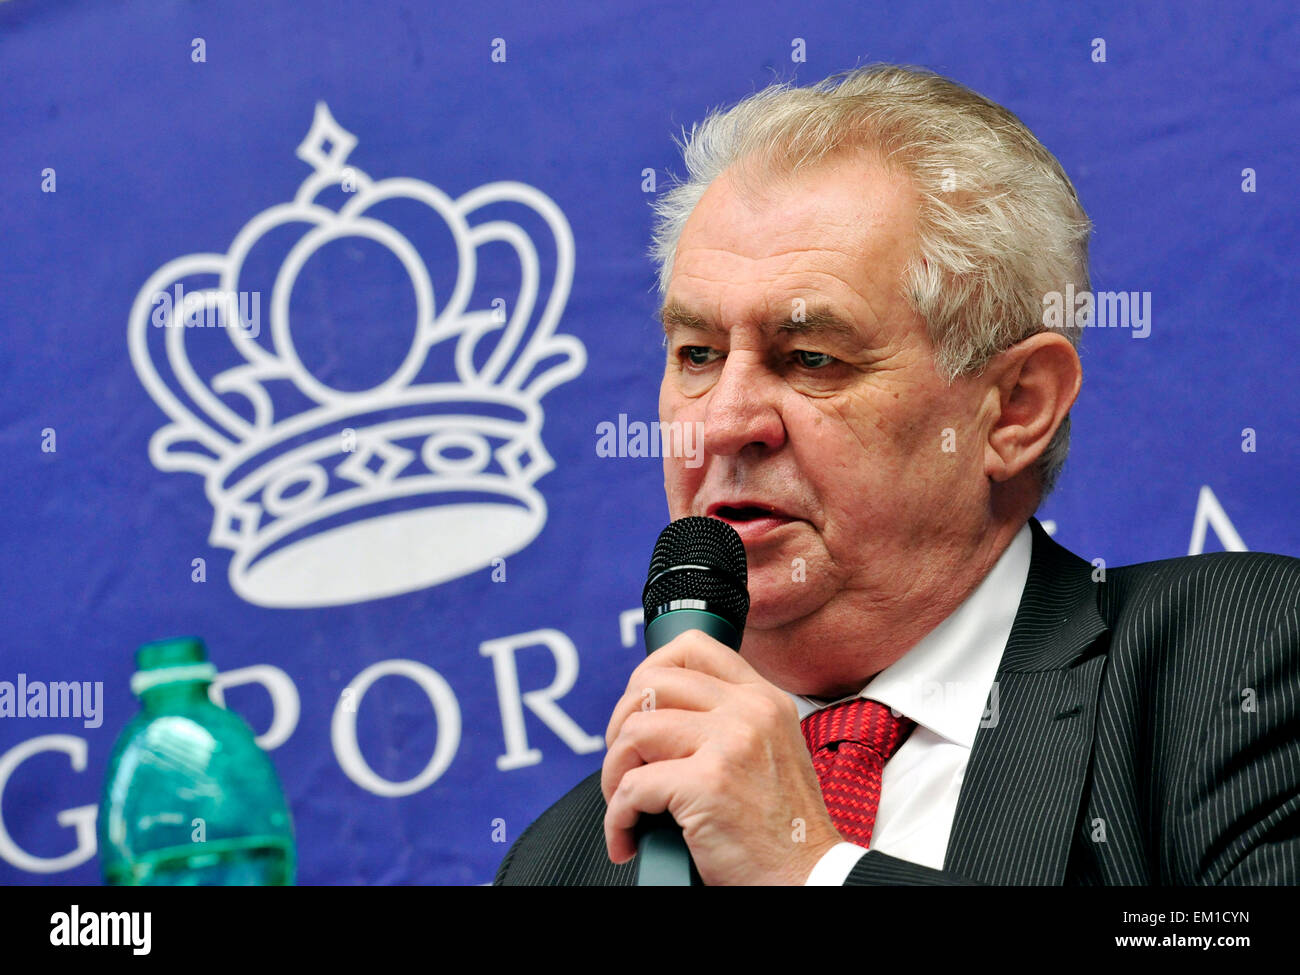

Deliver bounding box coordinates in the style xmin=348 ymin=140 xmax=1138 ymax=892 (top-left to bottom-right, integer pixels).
xmin=635 ymin=609 xmax=741 ymax=886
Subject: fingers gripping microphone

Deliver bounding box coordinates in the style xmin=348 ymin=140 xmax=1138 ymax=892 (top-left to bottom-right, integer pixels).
xmin=635 ymin=516 xmax=749 ymax=886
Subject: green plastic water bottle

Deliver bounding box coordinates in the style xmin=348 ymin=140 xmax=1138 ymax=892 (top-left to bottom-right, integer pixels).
xmin=99 ymin=637 xmax=296 ymax=885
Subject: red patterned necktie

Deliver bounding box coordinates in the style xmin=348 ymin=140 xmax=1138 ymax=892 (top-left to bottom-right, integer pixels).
xmin=800 ymin=699 xmax=916 ymax=847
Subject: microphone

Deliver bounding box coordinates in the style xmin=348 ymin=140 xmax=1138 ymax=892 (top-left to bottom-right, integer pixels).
xmin=635 ymin=516 xmax=749 ymax=886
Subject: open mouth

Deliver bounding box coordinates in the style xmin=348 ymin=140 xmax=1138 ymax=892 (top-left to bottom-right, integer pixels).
xmin=710 ymin=504 xmax=791 ymax=522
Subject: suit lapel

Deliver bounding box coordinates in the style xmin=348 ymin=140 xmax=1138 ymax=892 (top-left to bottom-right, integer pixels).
xmin=943 ymin=518 xmax=1109 ymax=884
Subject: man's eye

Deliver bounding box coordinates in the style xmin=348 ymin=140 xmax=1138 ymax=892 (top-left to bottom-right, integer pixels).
xmin=795 ymin=350 xmax=835 ymax=369
xmin=682 ymin=346 xmax=718 ymax=366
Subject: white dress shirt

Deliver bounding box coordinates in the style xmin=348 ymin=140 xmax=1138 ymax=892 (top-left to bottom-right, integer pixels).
xmin=798 ymin=523 xmax=1033 ymax=885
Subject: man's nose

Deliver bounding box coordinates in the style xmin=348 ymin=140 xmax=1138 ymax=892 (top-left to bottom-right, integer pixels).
xmin=701 ymin=353 xmax=786 ymax=457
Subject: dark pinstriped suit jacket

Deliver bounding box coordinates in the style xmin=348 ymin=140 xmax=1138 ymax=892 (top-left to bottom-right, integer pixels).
xmin=495 ymin=518 xmax=1300 ymax=885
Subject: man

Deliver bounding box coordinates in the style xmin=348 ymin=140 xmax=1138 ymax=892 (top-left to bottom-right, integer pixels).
xmin=495 ymin=65 xmax=1300 ymax=885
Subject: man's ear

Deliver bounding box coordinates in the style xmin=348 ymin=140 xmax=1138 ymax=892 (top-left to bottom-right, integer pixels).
xmin=982 ymin=331 xmax=1082 ymax=483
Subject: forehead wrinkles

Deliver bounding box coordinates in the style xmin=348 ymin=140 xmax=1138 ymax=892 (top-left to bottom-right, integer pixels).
xmin=677 ymin=201 xmax=871 ymax=274
xmin=670 ymin=199 xmax=915 ymax=338
xmin=665 ymin=171 xmax=924 ymax=364
xmin=665 ymin=260 xmax=892 ymax=345
xmin=696 ymin=155 xmax=914 ymax=248
xmin=674 ymin=163 xmax=878 ymax=270
xmin=678 ymin=245 xmax=870 ymax=295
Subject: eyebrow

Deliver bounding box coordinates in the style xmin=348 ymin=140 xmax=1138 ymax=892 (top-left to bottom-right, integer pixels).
xmin=657 ymin=301 xmax=863 ymax=343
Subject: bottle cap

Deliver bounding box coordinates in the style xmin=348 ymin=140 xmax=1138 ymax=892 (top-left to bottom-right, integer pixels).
xmin=131 ymin=637 xmax=217 ymax=696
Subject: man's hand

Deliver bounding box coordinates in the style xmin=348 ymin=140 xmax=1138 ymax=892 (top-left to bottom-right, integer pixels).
xmin=601 ymin=629 xmax=843 ymax=885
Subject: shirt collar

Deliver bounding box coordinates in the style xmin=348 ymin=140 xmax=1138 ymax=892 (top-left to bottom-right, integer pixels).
xmin=789 ymin=522 xmax=1032 ymax=749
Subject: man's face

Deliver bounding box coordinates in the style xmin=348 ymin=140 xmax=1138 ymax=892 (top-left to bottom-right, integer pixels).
xmin=659 ymin=152 xmax=992 ymax=660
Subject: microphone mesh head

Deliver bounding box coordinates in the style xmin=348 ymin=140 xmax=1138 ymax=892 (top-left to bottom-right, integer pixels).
xmin=642 ymin=516 xmax=749 ymax=632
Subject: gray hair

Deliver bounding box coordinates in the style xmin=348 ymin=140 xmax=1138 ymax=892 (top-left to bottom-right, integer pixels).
xmin=649 ymin=64 xmax=1092 ymax=496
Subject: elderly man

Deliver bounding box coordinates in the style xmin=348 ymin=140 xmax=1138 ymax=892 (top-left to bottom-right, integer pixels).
xmin=494 ymin=65 xmax=1300 ymax=885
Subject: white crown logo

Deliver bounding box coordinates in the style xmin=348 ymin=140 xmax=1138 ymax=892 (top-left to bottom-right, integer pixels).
xmin=128 ymin=103 xmax=586 ymax=607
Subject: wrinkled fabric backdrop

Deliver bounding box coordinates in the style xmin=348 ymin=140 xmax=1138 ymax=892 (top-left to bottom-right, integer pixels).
xmin=1 ymin=0 xmax=1296 ymax=884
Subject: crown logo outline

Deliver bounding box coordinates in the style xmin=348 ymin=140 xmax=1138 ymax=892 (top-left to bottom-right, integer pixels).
xmin=128 ymin=103 xmax=586 ymax=607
